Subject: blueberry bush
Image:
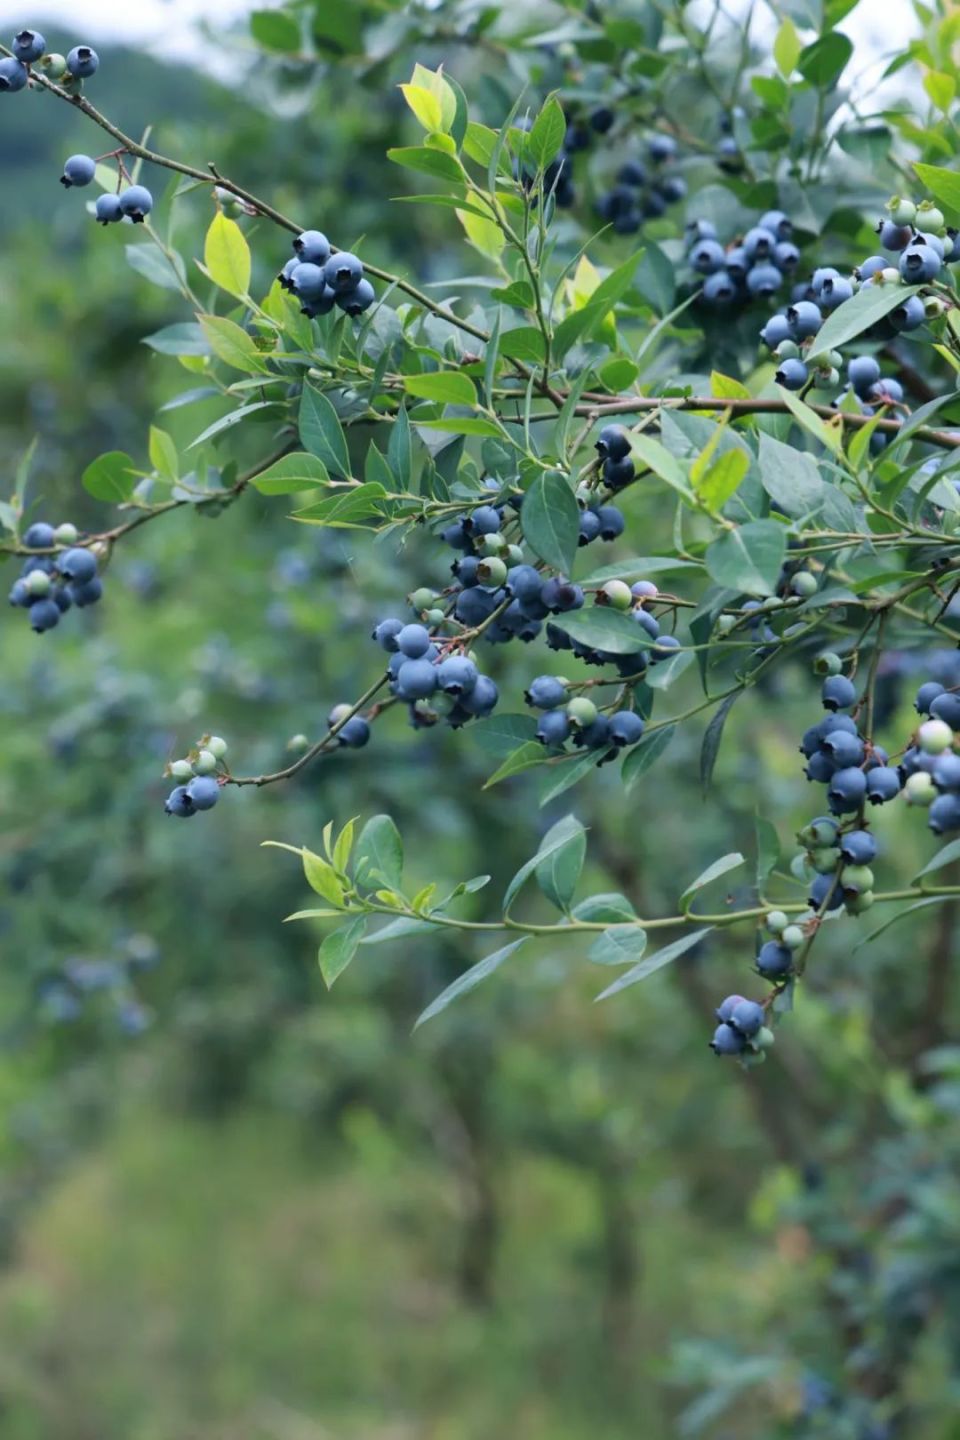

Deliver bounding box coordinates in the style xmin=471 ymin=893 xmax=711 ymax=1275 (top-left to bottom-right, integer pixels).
xmin=5 ymin=3 xmax=960 ymax=1434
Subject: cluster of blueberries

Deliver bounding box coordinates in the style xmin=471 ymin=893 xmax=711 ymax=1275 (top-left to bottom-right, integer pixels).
xmin=8 ymin=521 xmax=103 ymax=632
xmin=38 ymin=932 xmax=159 ymax=1037
xmin=592 ymin=132 xmax=686 ymax=236
xmin=901 ymin=680 xmax=960 ymax=833
xmin=0 ymin=28 xmax=98 ymax=92
xmin=279 ymin=230 xmax=375 ymax=318
xmin=369 ymin=423 xmax=670 ymax=742
xmin=687 ymin=208 xmax=801 ymax=308
xmin=60 ymin=152 xmax=155 ymax=226
xmin=163 ymin=735 xmax=228 ymax=818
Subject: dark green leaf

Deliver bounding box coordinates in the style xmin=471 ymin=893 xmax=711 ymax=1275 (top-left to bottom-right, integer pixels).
xmin=700 ymin=691 xmax=740 ymax=793
xmin=705 ymin=520 xmax=786 ymax=596
xmin=414 ymin=938 xmax=529 ymax=1029
xmin=622 ymin=725 xmax=675 ymax=790
xmin=250 ymin=452 xmax=330 ymax=495
xmin=521 ymin=471 xmax=581 ymax=574
xmin=797 ymin=32 xmax=853 ymax=86
xmin=757 ymin=433 xmax=825 ymax=516
xmin=572 ymin=893 xmax=637 ymax=923
xmin=810 ymin=283 xmax=921 ymax=358
xmin=503 ymin=814 xmax=586 ymax=912
xmin=595 ymin=928 xmax=713 ymax=1000
xmin=387 ymin=146 xmax=465 ymax=183
xmin=535 ymin=814 xmax=586 ymax=911
xmin=588 ymin=926 xmax=648 ymax=966
xmin=403 ymin=372 xmax=477 ymax=406
xmin=300 ymin=385 xmax=350 ymax=477
xmin=552 ymin=606 xmax=647 ymax=655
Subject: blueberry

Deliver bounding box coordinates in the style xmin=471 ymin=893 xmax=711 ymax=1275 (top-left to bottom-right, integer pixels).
xmin=617 ymin=159 xmax=648 ymax=187
xmin=536 ymin=711 xmax=572 ymax=747
xmin=595 ymin=425 xmax=631 ymax=462
xmin=95 ymin=193 xmax=123 ymax=225
xmin=293 ymin=229 xmax=331 ymax=264
xmin=787 ymin=300 xmax=822 ymax=339
xmin=575 ymin=509 xmax=600 ymax=547
xmin=323 ymin=252 xmax=364 ymax=294
xmin=929 ymin=791 xmax=960 ymax=834
xmin=164 ymin=786 xmax=196 ymax=818
xmin=805 ymin=752 xmax=836 ymax=784
xmin=337 ymin=717 xmax=371 ymax=748
xmin=453 ymin=555 xmax=481 ymax=586
xmin=743 ymin=226 xmax=777 ymax=261
xmin=746 ymin=263 xmax=783 ymax=297
xmin=808 ymin=873 xmax=844 ymax=911
xmin=648 ymin=134 xmax=677 ymax=162
xmin=506 ymin=564 xmax=542 ymax=603
xmin=455 ymin=586 xmax=501 ymax=626
xmin=290 ymin=262 xmax=327 ymax=300
xmin=715 ymin=994 xmax=747 ymax=1023
xmin=466 ymin=505 xmax=502 ymax=536
xmin=0 ymin=57 xmax=28 ymax=92
xmin=710 ymin=1022 xmax=746 ymax=1056
xmin=689 ymin=239 xmax=726 ymax=274
xmin=540 ymin=579 xmax=583 ymax=613
xmin=336 ymin=278 xmax=375 ymax=315
xmin=759 ymin=210 xmax=792 ymax=241
xmin=658 ymin=175 xmax=687 ymax=203
xmin=821 ymin=730 xmax=864 ymax=767
xmin=589 ymin=106 xmax=615 ymax=134
xmin=776 ymin=358 xmax=808 ymax=390
xmin=437 ymin=656 xmax=478 ymax=696
xmin=12 ymin=29 xmax=45 ymax=63
xmin=525 ymin=675 xmax=568 ymax=709
xmin=899 ymin=244 xmax=941 ymax=282
xmin=119 ymin=185 xmax=153 ymax=223
xmin=61 ymin=154 xmax=96 ymax=188
xmin=396 ymin=623 xmax=432 ymax=658
xmin=891 ymin=295 xmax=926 ymax=331
xmin=827 ymin=766 xmax=868 ymax=813
xmin=301 ymin=293 xmax=336 ymax=319
xmin=393 ymin=659 xmax=438 ymax=701
xmin=932 ymin=753 xmax=960 ymax=790
xmin=855 ymin=255 xmax=887 ymax=281
xmin=819 ymin=276 xmax=853 ymax=309
xmin=58 ymin=547 xmax=97 ymax=583
xmin=186 ymin=775 xmax=220 ymax=811
xmin=930 ymin=692 xmax=960 ymax=730
xmin=608 ymin=711 xmax=644 ymax=746
xmin=703 ymin=271 xmax=737 ymax=304
xmin=871 ymin=377 xmax=903 ymax=404
xmin=66 ymin=46 xmax=99 ymax=78
xmin=866 ymin=767 xmax=901 ymax=804
xmin=8 ymin=579 xmax=29 ymax=607
xmin=821 ymin=675 xmax=857 ymax=711
xmin=685 ymin=219 xmax=718 ymax=244
xmin=23 ymin=521 xmax=55 ymax=548
xmin=27 ymin=597 xmax=60 ymax=632
xmin=761 ymin=314 xmax=792 ymax=349
xmin=71 ymin=578 xmax=103 ymax=610
xmin=595 ymin=505 xmax=625 ymax=540
xmin=52 ymin=584 xmax=74 ymax=612
xmin=840 ymin=829 xmax=877 ymax=865
xmin=730 ymin=998 xmax=766 ymax=1035
xmin=774 ymin=241 xmax=800 ymax=271
xmin=603 ymin=456 xmax=636 ymax=489
xmin=460 ymin=674 xmax=499 ymax=717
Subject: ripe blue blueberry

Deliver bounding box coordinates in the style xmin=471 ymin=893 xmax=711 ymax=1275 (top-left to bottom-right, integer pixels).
xmin=373 ymin=618 xmax=403 ymax=652
xmin=821 ymin=675 xmax=857 ymax=711
xmin=595 ymin=505 xmax=625 ymax=540
xmin=685 ymin=219 xmax=718 ymax=243
xmin=828 ymin=766 xmax=868 ymax=813
xmin=455 ymin=586 xmax=501 ymax=626
xmin=0 ymin=57 xmax=29 ymax=91
xmin=651 ymin=634 xmax=681 ymax=662
xmin=301 ymin=293 xmax=336 ymax=319
xmin=12 ymin=29 xmax=45 ymax=62
xmin=186 ymin=775 xmax=220 ymax=811
xmin=710 ymin=1022 xmax=746 ymax=1056
xmin=393 ymin=659 xmax=438 ymax=701
xmin=774 ymin=241 xmax=800 ymax=271
xmin=932 ymin=753 xmax=960 ymax=790
xmin=787 ymin=300 xmax=822 ymax=339
xmin=929 ymin=793 xmax=960 ymax=835
xmin=95 ymin=193 xmax=123 ymax=225
xmin=61 ymin=154 xmax=96 ymax=188
xmin=28 ymin=597 xmax=60 ymax=632
xmin=164 ymin=786 xmax=195 ymax=818
xmin=69 ymin=577 xmax=103 ymax=607
xmin=525 ymin=675 xmax=568 ymax=709
xmin=460 ymin=674 xmax=499 ymax=717
xmin=8 ymin=579 xmax=29 ymax=607
xmin=856 ymin=255 xmax=887 ymax=281
xmin=603 ymin=456 xmax=636 ymax=489
xmin=578 ymin=510 xmax=601 ymax=546
xmin=336 ymin=717 xmax=371 ymax=748
xmin=595 ymin=425 xmax=631 ymax=462
xmin=437 ymin=656 xmax=478 ymax=696
xmin=715 ymin=994 xmax=747 ymax=1023
xmin=776 ymin=358 xmax=808 ymax=390
xmin=760 ymin=314 xmax=792 ymax=349
xmin=396 ymin=623 xmax=432 ymax=658
xmin=57 ymin=547 xmax=97 ymax=583
xmin=648 ymin=134 xmax=676 ymax=162
xmin=618 ymin=159 xmax=647 ymax=187
xmin=866 ymin=767 xmax=901 ymax=804
xmin=809 ymin=873 xmax=844 ymax=910
xmin=756 ymin=942 xmax=794 ymax=979
xmin=821 ymin=730 xmax=864 ymax=767
xmin=336 ymin=278 xmax=375 ymax=315
xmin=608 ymin=711 xmax=644 ymax=746
xmin=930 ymin=692 xmax=960 ymax=730
xmin=725 ymin=246 xmax=748 ymax=280
xmin=819 ymin=275 xmax=853 ymax=309
xmin=540 ymin=579 xmax=583 ymax=613
xmin=840 ymin=830 xmax=877 ymax=865
xmin=743 ymin=226 xmax=777 ymax=261
xmin=759 ymin=210 xmax=792 ymax=240
xmin=293 ymin=230 xmax=331 ymax=264
xmin=23 ymin=521 xmax=55 ymax=548
xmin=703 ymin=271 xmax=737 ymax=304
xmin=324 ymin=252 xmax=364 ymax=294
xmin=536 ymin=711 xmax=572 ymax=747
xmin=506 ymin=565 xmax=542 ymax=603
xmin=119 ymin=185 xmax=153 ymax=223
xmin=66 ymin=46 xmax=99 ymax=78
xmin=466 ymin=505 xmax=502 ymax=536
xmin=805 ymin=752 xmax=836 ymax=784
xmin=878 ymin=220 xmax=911 ymax=251
xmin=658 ymin=176 xmax=686 ymax=203
xmin=746 ymin=263 xmax=782 ymax=297
xmin=290 ymin=262 xmax=327 ymax=301
xmin=891 ymin=295 xmax=926 ymax=332
xmin=577 ymin=715 xmax=612 ymax=750
xmin=689 ymin=239 xmax=726 ymax=274
xmin=731 ymin=1000 xmax=766 ymax=1037
xmin=453 ymin=555 xmax=481 ymax=586
xmin=900 ymin=244 xmax=941 ymax=281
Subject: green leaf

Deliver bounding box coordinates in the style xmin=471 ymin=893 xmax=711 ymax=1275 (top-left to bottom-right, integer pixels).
xmin=757 ymin=433 xmax=825 ymax=516
xmin=250 ymin=8 xmax=301 ymax=50
xmin=528 ymin=95 xmax=566 ymax=168
xmin=414 ymin=938 xmax=530 ymax=1029
xmin=644 ymin=648 xmax=694 ymax=691
xmin=292 ymin=483 xmax=387 ymax=529
xmin=912 ymin=837 xmax=960 ymax=883
xmin=148 ymin=426 xmax=178 ymax=482
xmin=622 ymin=725 xmax=675 ymax=790
xmin=503 ymin=814 xmax=586 ymax=913
xmin=572 ymin=893 xmax=637 ymax=924
xmin=318 ymin=916 xmax=367 ymax=988
xmin=126 ymin=242 xmax=187 ymax=292
xmin=680 ymin=853 xmax=744 ymax=907
xmin=852 ymin=898 xmax=947 ymax=954
xmin=388 ymin=405 xmax=412 ymax=489
xmin=302 ymin=848 xmax=345 ymax=906
xmin=810 ymin=283 xmax=922 ymax=359
xmin=537 ymin=748 xmax=600 ymax=806
xmin=387 ymin=146 xmax=465 ymax=184
xmin=499 ymin=327 xmax=546 ymax=364
xmin=81 ymin=451 xmax=137 ymax=503
xmin=300 ymin=385 xmax=350 ymax=476
xmin=773 ymin=16 xmax=801 ymax=76
xmin=483 ymin=741 xmax=547 ymax=788
xmin=700 ymin=691 xmax=740 ymax=794
xmin=472 ymin=713 xmax=538 ymax=756
xmin=913 ymin=162 xmax=960 ymax=217
xmin=204 ymin=211 xmax=251 ymax=299
xmin=362 ymin=916 xmax=436 ymax=945
xmin=589 ymin=926 xmax=648 ymax=966
xmin=797 ymin=32 xmax=853 ymax=87
xmin=400 ymin=83 xmax=444 ymax=132
xmin=187 ymin=401 xmax=278 ymax=450
xmin=142 ymin=322 xmax=211 ymax=357
xmin=198 ymin=314 xmax=267 ymax=372
xmin=521 ymin=471 xmax=581 ymax=574
xmin=755 ymin=816 xmax=780 ymax=894
xmin=705 ymin=520 xmax=786 ymax=597
xmin=595 ymin=929 xmax=713 ymax=1000
xmin=355 ymin=814 xmax=404 ymax=890
xmin=403 ymin=371 xmax=477 ymax=407
xmin=551 ymin=606 xmax=646 ymax=655
xmin=250 ymin=452 xmax=330 ymax=495
xmin=694 ymin=448 xmax=749 ymax=513
xmin=415 ymin=417 xmax=504 ymax=436
xmin=629 ymin=432 xmax=692 ymax=499
xmin=634 ymin=241 xmax=675 ymax=314
xmin=535 ymin=814 xmax=586 ymax=912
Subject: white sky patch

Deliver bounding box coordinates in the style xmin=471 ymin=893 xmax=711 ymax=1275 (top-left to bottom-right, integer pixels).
xmin=0 ymin=0 xmax=275 ymax=58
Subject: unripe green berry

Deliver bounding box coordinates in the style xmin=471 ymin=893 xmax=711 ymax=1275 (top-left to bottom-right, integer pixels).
xmin=753 ymin=1026 xmax=776 ymax=1050
xmin=760 ymin=595 xmax=781 ymax=611
xmin=24 ymin=569 xmax=51 ymax=597
xmin=328 ymin=704 xmax=353 ymax=726
xmin=409 ymin=587 xmax=436 ymax=613
xmin=812 ymin=847 xmax=841 ymax=874
xmin=40 ymin=53 xmax=67 ymax=79
xmin=505 ymin=545 xmax=525 ymax=566
xmin=169 ymin=759 xmax=194 ymax=781
xmin=924 ymin=296 xmax=948 ymax=319
xmin=790 ymin=852 xmax=810 ymax=882
xmin=741 ymin=1049 xmax=767 ymax=1067
xmin=791 ymin=571 xmax=818 ymax=598
xmin=716 ymin=613 xmax=736 ymax=635
xmin=54 ymin=522 xmax=79 ymax=546
xmin=288 ymin=733 xmax=310 ymax=752
xmin=566 ymin=696 xmax=598 ymax=728
xmin=918 ymin=201 xmax=945 ymax=231
xmin=841 ymin=864 xmax=874 ymax=894
xmin=425 ymin=608 xmax=446 ymax=627
xmin=597 ymin=580 xmax=633 ymax=610
xmin=781 ymin=924 xmax=805 ymax=950
xmin=919 ymin=718 xmax=954 ymax=754
xmin=800 ymin=818 xmax=838 ymax=848
xmin=879 ymin=267 xmax=901 ymax=285
xmin=814 ymin=651 xmax=843 ymax=676
xmin=193 ymin=749 xmax=218 ymax=775
xmin=845 ymin=890 xmax=875 ymax=915
xmin=575 ymin=484 xmax=593 ymax=508
xmin=479 ymin=532 xmax=508 ymax=559
xmin=775 ymin=339 xmax=800 ymax=360
xmin=477 ymin=556 xmax=508 ymax=588
xmin=207 ymin=735 xmax=228 ymax=759
xmin=827 ymin=350 xmax=843 ymax=368
xmin=766 ymin=910 xmax=789 ymax=934
xmin=905 ymin=770 xmax=937 ymax=806
xmin=889 ymin=197 xmax=916 ymax=226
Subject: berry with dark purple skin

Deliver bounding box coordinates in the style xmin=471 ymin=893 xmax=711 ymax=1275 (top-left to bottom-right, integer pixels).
xmin=0 ymin=57 xmax=29 ymax=92
xmin=323 ymin=252 xmax=364 ymax=294
xmin=877 ymin=219 xmax=911 ymax=250
xmin=119 ymin=185 xmax=153 ymax=223
xmin=775 ymin=241 xmax=800 ymax=271
xmin=396 ymin=623 xmax=432 ymax=658
xmin=595 ymin=425 xmax=631 ymax=462
xmin=506 ymin=565 xmax=542 ymax=603
xmin=336 ymin=717 xmax=371 ymax=748
xmin=290 ymin=262 xmax=327 ymax=301
xmin=437 ymin=656 xmax=478 ymax=696
xmin=658 ymin=175 xmax=687 ymax=203
xmin=69 ymin=577 xmax=103 ymax=607
xmin=28 ymin=597 xmax=60 ymax=632
xmin=596 ymin=505 xmax=625 ymax=540
xmin=776 ymin=358 xmax=808 ymax=390
xmin=66 ymin=46 xmax=99 ymax=79
xmin=929 ymin=792 xmax=960 ymax=835
xmin=809 ymin=873 xmax=844 ymax=911
xmin=821 ymin=729 xmax=864 ymax=767
xmin=730 ymin=999 xmax=766 ymax=1036
xmin=891 ymin=295 xmax=926 ymax=332
xmin=900 ymin=243 xmax=942 ymax=282
xmin=61 ymin=154 xmax=96 ymax=188
xmin=828 ymin=766 xmax=868 ymax=813
xmin=536 ymin=710 xmax=571 ymax=747
xmin=372 ymin=618 xmax=403 ymax=652
xmin=761 ymin=314 xmax=792 ymax=349
xmin=12 ymin=29 xmax=45 ymax=63
xmin=711 ymin=1022 xmax=746 ymax=1056
xmin=821 ymin=675 xmax=857 ymax=711
xmin=743 ymin=226 xmax=777 ymax=261
xmin=759 ymin=210 xmax=792 ymax=241
xmin=930 ymin=692 xmax=960 ymax=730
xmin=525 ymin=675 xmax=568 ymax=709
xmin=840 ymin=830 xmax=877 ymax=865
xmin=57 ymin=547 xmax=97 ymax=583
xmin=23 ymin=521 xmax=55 ymax=548
xmin=933 ymin=753 xmax=960 ymax=790
xmin=648 ymin=133 xmax=677 ymax=162
xmin=576 ymin=715 xmax=612 ymax=750
xmin=293 ymin=230 xmax=330 ymax=264
xmin=756 ymin=942 xmax=794 ymax=979
xmin=603 ymin=456 xmax=636 ymax=489
xmin=787 ymin=300 xmax=822 ymax=339
xmin=186 ymin=775 xmax=220 ymax=811
xmin=540 ymin=579 xmax=584 ymax=613
xmin=689 ymin=239 xmax=726 ymax=274
xmin=866 ymin=767 xmax=901 ymax=804
xmin=589 ymin=106 xmax=615 ymax=133
xmin=336 ymin=278 xmax=375 ymax=315
xmin=95 ymin=193 xmax=123 ymax=225
xmin=609 ymin=711 xmax=644 ymax=747
xmin=455 ymin=586 xmax=501 ymax=626
xmin=393 ymin=659 xmax=438 ymax=701
xmin=453 ymin=555 xmax=480 ymax=585
xmin=617 ymin=159 xmax=647 ymax=187
xmin=443 ymin=520 xmax=472 ymax=550
xmin=165 ymin=786 xmax=196 ymax=818
xmin=466 ymin=505 xmax=502 ymax=536
xmin=460 ymin=674 xmax=498 ymax=717
xmin=703 ymin=271 xmax=737 ymax=304
xmin=715 ymin=994 xmax=747 ymax=1023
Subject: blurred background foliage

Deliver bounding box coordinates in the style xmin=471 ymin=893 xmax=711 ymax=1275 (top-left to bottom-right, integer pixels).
xmin=1 ymin=1 xmax=960 ymax=1437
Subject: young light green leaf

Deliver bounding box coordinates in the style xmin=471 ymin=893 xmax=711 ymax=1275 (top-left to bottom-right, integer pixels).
xmin=198 ymin=314 xmax=268 ymax=372
xmin=414 ymin=938 xmax=530 ymax=1029
xmin=403 ymin=371 xmax=477 ymax=407
xmin=318 ymin=915 xmax=367 ymax=988
xmin=302 ymin=848 xmax=346 ymax=906
xmin=82 ymin=451 xmax=137 ymax=503
xmin=203 ymin=211 xmax=251 ymax=299
xmin=912 ymin=837 xmax=960 ymax=883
